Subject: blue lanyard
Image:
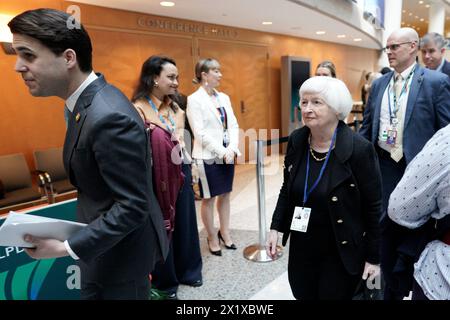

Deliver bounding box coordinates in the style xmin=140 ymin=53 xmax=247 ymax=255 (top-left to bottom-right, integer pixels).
xmin=146 ymin=96 xmax=176 ymax=133
xmin=387 ymin=66 xmax=415 ymax=124
xmin=303 ymin=127 xmax=337 ymax=206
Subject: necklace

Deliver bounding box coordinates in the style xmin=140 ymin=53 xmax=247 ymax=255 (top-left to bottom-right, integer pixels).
xmin=309 ymin=147 xmax=327 ymax=161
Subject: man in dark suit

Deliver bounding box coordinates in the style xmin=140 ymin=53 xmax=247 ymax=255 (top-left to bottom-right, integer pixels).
xmin=360 ymin=27 xmax=450 ymax=300
xmin=420 ymin=32 xmax=450 ymax=78
xmin=9 ymin=8 xmax=169 ymax=300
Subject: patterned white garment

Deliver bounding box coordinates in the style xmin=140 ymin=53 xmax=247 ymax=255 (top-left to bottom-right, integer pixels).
xmin=388 ymin=124 xmax=450 ymax=300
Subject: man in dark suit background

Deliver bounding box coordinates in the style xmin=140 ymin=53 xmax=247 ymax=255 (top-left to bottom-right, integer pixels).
xmin=9 ymin=8 xmax=168 ymax=300
xmin=420 ymin=32 xmax=450 ymax=78
xmin=360 ymin=27 xmax=450 ymax=300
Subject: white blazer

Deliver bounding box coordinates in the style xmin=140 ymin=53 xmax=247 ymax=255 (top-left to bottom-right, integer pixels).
xmin=187 ymin=87 xmax=241 ymax=160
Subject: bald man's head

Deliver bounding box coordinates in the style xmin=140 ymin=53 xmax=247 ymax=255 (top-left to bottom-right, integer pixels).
xmin=385 ymin=28 xmax=419 ymax=73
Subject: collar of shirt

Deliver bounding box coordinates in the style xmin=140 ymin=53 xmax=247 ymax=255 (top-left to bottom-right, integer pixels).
xmin=65 ymin=71 xmax=98 ymax=113
xmin=394 ymin=62 xmax=416 ymax=82
xmin=436 ymin=58 xmax=445 ymax=72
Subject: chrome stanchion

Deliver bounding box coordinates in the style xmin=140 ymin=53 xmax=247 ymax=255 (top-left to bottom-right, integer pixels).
xmin=244 ymin=140 xmax=283 ymax=262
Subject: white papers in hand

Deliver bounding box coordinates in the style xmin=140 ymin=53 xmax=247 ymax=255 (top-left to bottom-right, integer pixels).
xmin=0 ymin=211 xmax=86 ymax=248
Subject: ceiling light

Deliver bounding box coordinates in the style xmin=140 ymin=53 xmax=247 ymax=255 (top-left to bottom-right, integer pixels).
xmin=425 ymin=4 xmax=430 ymax=8
xmin=262 ymin=21 xmax=272 ymax=25
xmin=316 ymin=31 xmax=326 ymax=35
xmin=160 ymin=1 xmax=175 ymax=7
xmin=353 ymin=38 xmax=362 ymax=42
xmin=420 ymin=18 xmax=424 ymax=21
xmin=402 ymin=10 xmax=406 ymax=13
xmin=409 ymin=12 xmax=413 ymax=16
xmin=419 ymin=1 xmax=424 ymax=4
xmin=337 ymin=34 xmax=346 ymax=38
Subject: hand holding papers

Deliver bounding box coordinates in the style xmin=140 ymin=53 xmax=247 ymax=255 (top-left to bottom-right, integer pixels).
xmin=0 ymin=211 xmax=86 ymax=248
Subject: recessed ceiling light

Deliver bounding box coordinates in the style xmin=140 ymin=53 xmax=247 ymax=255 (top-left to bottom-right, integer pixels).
xmin=425 ymin=4 xmax=430 ymax=8
xmin=262 ymin=21 xmax=273 ymax=25
xmin=419 ymin=1 xmax=424 ymax=4
xmin=420 ymin=18 xmax=424 ymax=21
xmin=337 ymin=34 xmax=346 ymax=38
xmin=353 ymin=38 xmax=362 ymax=42
xmin=160 ymin=1 xmax=175 ymax=7
xmin=316 ymin=31 xmax=326 ymax=35
xmin=409 ymin=12 xmax=413 ymax=16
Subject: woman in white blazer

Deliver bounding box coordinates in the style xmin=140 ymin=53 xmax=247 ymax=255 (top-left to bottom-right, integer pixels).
xmin=187 ymin=58 xmax=241 ymax=256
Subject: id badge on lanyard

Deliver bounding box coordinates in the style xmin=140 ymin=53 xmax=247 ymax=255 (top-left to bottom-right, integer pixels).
xmin=386 ymin=118 xmax=398 ymax=145
xmin=223 ymin=129 xmax=230 ymax=147
xmin=290 ymin=207 xmax=311 ymax=232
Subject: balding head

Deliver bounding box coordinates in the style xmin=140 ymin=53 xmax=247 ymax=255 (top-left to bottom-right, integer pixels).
xmin=391 ymin=28 xmax=419 ymax=43
xmin=385 ymin=28 xmax=419 ymax=72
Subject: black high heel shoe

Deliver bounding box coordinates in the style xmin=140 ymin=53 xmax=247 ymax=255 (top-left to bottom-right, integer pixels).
xmin=218 ymin=230 xmax=237 ymax=250
xmin=207 ymin=238 xmax=222 ymax=256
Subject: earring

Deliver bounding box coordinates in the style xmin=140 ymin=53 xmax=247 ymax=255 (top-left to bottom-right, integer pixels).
xmin=154 ymin=81 xmax=159 ymax=88
xmin=204 ymin=81 xmax=208 ymax=87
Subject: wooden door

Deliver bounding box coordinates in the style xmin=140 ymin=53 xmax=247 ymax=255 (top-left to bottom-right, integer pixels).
xmin=89 ymin=29 xmax=195 ymax=99
xmin=197 ymin=39 xmax=270 ymax=162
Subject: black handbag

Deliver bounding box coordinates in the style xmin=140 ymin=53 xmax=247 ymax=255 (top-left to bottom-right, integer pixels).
xmin=352 ymin=277 xmax=384 ymax=300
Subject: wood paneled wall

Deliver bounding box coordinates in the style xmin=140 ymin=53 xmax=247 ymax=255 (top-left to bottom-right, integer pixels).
xmin=0 ymin=0 xmax=378 ymax=169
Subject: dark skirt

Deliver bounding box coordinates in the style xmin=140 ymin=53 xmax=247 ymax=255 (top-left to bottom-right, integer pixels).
xmin=196 ymin=159 xmax=235 ymax=198
xmin=151 ymin=163 xmax=203 ymax=293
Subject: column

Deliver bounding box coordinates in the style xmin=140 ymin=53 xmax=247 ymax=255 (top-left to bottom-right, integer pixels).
xmin=378 ymin=0 xmax=403 ymax=69
xmin=428 ymin=1 xmax=445 ymax=34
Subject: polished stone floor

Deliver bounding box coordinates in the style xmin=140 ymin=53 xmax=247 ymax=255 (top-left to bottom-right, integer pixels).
xmin=177 ymin=154 xmax=295 ymax=300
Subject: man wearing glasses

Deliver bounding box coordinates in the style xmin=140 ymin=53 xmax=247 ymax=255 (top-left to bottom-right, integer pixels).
xmin=360 ymin=28 xmax=450 ymax=300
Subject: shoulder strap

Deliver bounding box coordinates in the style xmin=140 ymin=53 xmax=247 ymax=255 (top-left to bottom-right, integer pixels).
xmin=136 ymin=106 xmax=149 ymax=123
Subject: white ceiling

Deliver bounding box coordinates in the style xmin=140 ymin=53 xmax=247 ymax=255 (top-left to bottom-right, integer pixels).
xmin=70 ymin=0 xmax=381 ymax=49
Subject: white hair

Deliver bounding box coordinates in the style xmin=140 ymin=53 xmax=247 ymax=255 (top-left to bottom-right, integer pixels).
xmin=299 ymin=76 xmax=353 ymax=120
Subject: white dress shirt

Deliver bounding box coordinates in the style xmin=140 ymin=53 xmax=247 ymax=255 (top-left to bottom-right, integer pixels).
xmin=378 ymin=63 xmax=416 ymax=152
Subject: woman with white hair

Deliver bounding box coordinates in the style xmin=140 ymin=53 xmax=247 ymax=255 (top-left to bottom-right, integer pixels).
xmin=267 ymin=76 xmax=382 ymax=299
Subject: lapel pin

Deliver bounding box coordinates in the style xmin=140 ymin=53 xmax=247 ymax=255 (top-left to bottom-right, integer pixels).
xmin=75 ymin=113 xmax=81 ymax=122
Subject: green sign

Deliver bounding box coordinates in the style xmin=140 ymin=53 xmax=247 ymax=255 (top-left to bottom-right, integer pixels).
xmin=0 ymin=200 xmax=80 ymax=300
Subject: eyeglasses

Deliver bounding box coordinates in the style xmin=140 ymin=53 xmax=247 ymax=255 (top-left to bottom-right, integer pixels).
xmin=382 ymin=41 xmax=413 ymax=52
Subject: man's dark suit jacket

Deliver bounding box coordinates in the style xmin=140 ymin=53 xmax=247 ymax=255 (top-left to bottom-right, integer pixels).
xmin=63 ymin=74 xmax=169 ymax=285
xmin=360 ymin=64 xmax=450 ymax=165
xmin=441 ymin=59 xmax=450 ymax=78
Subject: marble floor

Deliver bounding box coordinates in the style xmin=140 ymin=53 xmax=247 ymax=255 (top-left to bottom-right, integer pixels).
xmin=177 ymin=153 xmax=295 ymax=300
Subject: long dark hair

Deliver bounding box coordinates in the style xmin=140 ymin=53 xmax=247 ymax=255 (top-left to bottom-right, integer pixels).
xmin=131 ymin=55 xmax=176 ymax=103
xmin=8 ymin=8 xmax=93 ymax=73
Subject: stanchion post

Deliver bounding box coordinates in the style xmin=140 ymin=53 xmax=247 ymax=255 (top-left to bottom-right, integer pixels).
xmin=243 ymin=140 xmax=282 ymax=262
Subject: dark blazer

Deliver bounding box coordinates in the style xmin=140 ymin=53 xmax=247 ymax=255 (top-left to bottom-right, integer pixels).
xmin=441 ymin=59 xmax=450 ymax=78
xmin=63 ymin=75 xmax=169 ymax=284
xmin=270 ymin=121 xmax=382 ymax=275
xmin=359 ymin=64 xmax=450 ymax=164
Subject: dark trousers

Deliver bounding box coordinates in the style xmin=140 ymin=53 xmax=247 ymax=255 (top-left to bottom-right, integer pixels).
xmin=81 ymin=278 xmax=150 ymax=300
xmin=376 ymin=147 xmax=409 ymax=300
xmin=412 ymin=279 xmax=429 ymax=300
xmin=152 ymin=164 xmax=203 ymax=293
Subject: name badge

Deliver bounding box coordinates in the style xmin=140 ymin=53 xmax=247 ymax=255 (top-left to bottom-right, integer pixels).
xmin=223 ymin=130 xmax=230 ymax=146
xmin=386 ymin=129 xmax=397 ymax=145
xmin=290 ymin=207 xmax=311 ymax=233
